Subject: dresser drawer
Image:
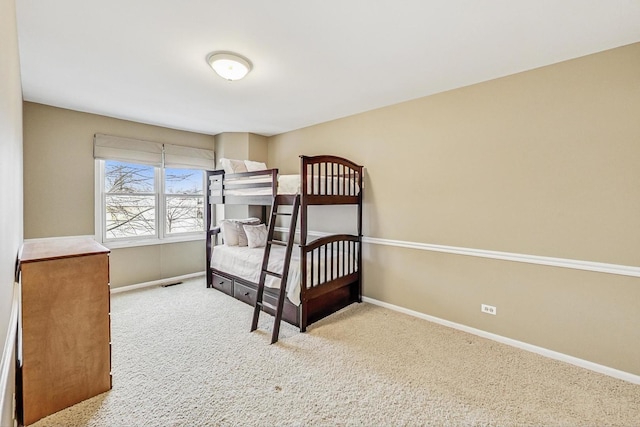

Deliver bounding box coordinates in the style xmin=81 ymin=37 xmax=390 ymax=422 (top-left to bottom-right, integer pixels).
xmin=234 ymin=282 xmax=256 ymax=305
xmin=211 ymin=273 xmax=233 ymax=295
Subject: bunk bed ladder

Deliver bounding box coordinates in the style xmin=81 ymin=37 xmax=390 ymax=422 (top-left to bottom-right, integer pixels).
xmin=250 ymin=194 xmax=301 ymax=344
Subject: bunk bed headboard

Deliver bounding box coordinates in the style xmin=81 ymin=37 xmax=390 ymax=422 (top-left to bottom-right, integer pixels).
xmin=298 ymin=155 xmax=364 ymax=262
xmin=299 ymin=155 xmax=363 ymax=202
xmin=205 ymin=168 xmax=277 ymax=288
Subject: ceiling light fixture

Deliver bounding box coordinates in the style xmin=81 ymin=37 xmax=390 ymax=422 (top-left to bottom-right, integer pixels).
xmin=206 ymin=52 xmax=252 ymax=81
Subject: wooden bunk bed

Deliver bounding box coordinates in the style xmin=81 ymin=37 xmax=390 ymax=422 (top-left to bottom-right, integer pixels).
xmin=205 ymin=155 xmax=363 ymax=333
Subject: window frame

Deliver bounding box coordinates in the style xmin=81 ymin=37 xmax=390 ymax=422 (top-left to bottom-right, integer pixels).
xmin=95 ymin=160 xmax=206 ymax=249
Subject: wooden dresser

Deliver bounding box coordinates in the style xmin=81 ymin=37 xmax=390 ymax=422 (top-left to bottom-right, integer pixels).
xmin=18 ymin=237 xmax=112 ymax=426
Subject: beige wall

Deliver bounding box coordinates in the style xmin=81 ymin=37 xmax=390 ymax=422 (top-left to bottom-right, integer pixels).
xmin=268 ymin=43 xmax=640 ymax=375
xmin=214 ymin=132 xmax=250 ymax=162
xmin=214 ymin=132 xmax=268 ymax=165
xmin=0 ymin=0 xmax=22 ymax=423
xmin=22 ymin=103 xmax=214 ymax=287
xmin=214 ymin=132 xmax=268 ymax=220
xmin=248 ymin=133 xmax=268 ymax=162
xmin=109 ymin=242 xmax=204 ymax=286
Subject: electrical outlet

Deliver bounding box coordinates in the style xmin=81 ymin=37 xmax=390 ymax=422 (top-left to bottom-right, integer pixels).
xmin=481 ymin=304 xmax=497 ymax=315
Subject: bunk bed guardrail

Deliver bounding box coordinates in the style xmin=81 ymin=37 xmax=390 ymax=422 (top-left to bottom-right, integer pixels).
xmin=208 ymin=168 xmax=278 ymax=205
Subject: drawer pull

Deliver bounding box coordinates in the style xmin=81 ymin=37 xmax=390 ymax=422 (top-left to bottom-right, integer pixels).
xmin=244 ymin=292 xmax=250 ymax=296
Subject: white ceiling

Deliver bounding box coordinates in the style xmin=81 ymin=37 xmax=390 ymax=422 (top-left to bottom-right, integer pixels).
xmin=16 ymin=1 xmax=640 ymax=137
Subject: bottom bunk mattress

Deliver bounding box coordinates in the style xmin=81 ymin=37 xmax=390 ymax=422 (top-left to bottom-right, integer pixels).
xmin=211 ymin=245 xmax=302 ymax=305
xmin=210 ymin=243 xmax=354 ymax=306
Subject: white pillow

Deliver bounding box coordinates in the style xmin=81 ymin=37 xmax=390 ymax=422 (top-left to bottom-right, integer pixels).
xmin=220 ymin=158 xmax=248 ymax=174
xmin=220 ymin=220 xmax=239 ymax=246
xmin=235 ymin=218 xmax=260 ymax=246
xmin=243 ymin=224 xmax=268 ymax=248
xmin=219 ymin=217 xmax=260 ymax=246
xmin=244 ymin=160 xmax=268 ymax=172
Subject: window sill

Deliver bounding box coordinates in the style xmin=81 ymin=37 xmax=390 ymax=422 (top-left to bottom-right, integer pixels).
xmin=99 ymin=233 xmax=205 ymax=250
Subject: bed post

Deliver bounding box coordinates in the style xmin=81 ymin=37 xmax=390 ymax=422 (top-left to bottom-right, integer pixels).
xmin=357 ymin=167 xmax=363 ymax=303
xmin=299 ymin=155 xmax=308 ymax=332
xmin=299 ymin=156 xmax=308 ymax=247
xmin=205 ymin=170 xmax=213 ymax=288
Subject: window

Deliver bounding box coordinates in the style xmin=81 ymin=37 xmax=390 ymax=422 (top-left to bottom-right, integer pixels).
xmin=93 ymin=134 xmax=214 ymax=247
xmin=104 ymin=161 xmax=156 ymax=239
xmin=164 ymin=168 xmax=204 ymax=235
xmin=99 ymin=160 xmax=205 ymax=244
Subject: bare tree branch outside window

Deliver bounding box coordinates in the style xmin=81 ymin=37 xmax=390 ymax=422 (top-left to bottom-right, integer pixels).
xmin=104 ymin=161 xmax=204 ymax=240
xmin=105 ymin=161 xmax=156 ymax=239
xmin=165 ymin=168 xmax=204 ymax=234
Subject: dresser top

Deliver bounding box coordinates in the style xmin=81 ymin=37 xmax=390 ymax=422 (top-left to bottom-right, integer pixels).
xmin=20 ymin=237 xmax=110 ymax=263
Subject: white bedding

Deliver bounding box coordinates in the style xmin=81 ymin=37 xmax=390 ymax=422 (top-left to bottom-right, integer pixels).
xmin=211 ymin=245 xmax=302 ymax=305
xmin=211 ymin=243 xmax=350 ymax=306
xmin=277 ymin=175 xmax=300 ymax=195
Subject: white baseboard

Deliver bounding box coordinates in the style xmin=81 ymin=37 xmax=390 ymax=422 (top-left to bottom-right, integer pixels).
xmin=110 ymin=272 xmax=205 ymax=294
xmin=362 ymin=296 xmax=640 ymax=385
xmin=0 ymin=282 xmax=19 ymax=426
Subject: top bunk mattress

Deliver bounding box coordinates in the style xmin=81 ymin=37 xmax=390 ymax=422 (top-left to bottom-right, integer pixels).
xmin=212 ymin=174 xmax=360 ymax=197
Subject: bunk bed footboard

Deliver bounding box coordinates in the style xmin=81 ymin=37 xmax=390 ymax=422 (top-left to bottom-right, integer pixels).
xmin=299 ymin=234 xmax=361 ymax=330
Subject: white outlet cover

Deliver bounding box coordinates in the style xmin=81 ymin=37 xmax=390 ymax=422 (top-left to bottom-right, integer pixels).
xmin=481 ymin=304 xmax=497 ymax=315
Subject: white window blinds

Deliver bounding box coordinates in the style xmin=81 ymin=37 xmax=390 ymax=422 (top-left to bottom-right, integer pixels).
xmin=163 ymin=144 xmax=215 ymax=169
xmin=93 ymin=134 xmax=163 ymax=166
xmin=94 ymin=133 xmax=215 ymax=170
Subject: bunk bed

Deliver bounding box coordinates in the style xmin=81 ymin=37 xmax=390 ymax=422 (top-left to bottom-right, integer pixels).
xmin=205 ymin=155 xmax=363 ymax=332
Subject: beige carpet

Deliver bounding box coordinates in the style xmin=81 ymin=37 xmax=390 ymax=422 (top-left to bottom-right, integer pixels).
xmin=32 ymin=277 xmax=639 ymax=426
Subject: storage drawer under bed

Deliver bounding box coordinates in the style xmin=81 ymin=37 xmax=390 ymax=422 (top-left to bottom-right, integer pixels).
xmin=234 ymin=281 xmax=298 ymax=326
xmin=233 ymin=282 xmax=257 ymax=305
xmin=234 ymin=281 xmax=284 ymax=311
xmin=211 ymin=273 xmax=233 ymax=296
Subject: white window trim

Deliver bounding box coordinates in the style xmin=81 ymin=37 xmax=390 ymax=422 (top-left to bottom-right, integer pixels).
xmin=94 ymin=160 xmax=206 ymax=249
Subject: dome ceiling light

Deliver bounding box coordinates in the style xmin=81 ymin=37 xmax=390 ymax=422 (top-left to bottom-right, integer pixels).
xmin=206 ymin=52 xmax=252 ymax=81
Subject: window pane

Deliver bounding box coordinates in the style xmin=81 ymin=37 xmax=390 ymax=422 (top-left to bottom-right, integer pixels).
xmin=105 ymin=160 xmax=154 ymax=193
xmin=105 ymin=195 xmax=156 ymax=238
xmin=166 ymin=196 xmax=204 ymax=234
xmin=165 ymin=168 xmax=203 ymax=195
